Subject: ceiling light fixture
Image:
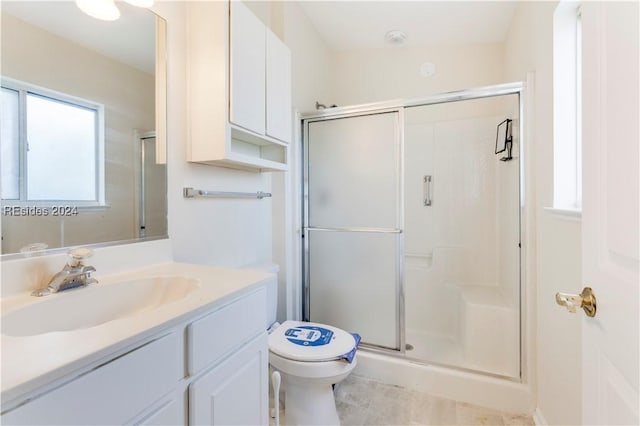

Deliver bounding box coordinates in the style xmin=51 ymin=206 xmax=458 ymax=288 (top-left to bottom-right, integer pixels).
xmin=76 ymin=0 xmax=155 ymax=21
xmin=75 ymin=0 xmax=120 ymax=21
xmin=122 ymin=0 xmax=155 ymax=7
xmin=385 ymin=30 xmax=407 ymax=45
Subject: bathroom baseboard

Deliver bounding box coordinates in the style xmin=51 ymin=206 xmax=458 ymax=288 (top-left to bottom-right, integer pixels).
xmin=354 ymin=350 xmax=535 ymax=414
xmin=532 ymin=407 xmax=548 ymax=425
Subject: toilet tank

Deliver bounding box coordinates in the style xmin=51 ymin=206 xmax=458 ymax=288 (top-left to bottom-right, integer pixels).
xmin=243 ymin=262 xmax=280 ymax=328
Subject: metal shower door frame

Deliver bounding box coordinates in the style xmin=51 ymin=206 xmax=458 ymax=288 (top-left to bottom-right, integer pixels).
xmin=301 ymin=82 xmax=526 ymax=366
xmin=302 ymin=108 xmax=406 ymax=353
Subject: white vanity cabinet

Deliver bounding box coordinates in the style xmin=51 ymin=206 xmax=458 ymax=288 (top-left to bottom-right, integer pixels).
xmin=1 ymin=287 xmax=269 ymax=426
xmin=186 ymin=285 xmax=268 ymax=425
xmin=137 ymin=394 xmax=186 ymax=426
xmin=187 ymin=1 xmax=291 ymax=172
xmin=1 ymin=333 xmax=183 ymax=425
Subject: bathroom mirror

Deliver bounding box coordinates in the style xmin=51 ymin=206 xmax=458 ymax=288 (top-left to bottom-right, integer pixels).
xmin=0 ymin=1 xmax=167 ymax=256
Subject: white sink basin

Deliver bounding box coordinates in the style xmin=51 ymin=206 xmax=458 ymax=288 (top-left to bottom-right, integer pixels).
xmin=2 ymin=276 xmax=201 ymax=337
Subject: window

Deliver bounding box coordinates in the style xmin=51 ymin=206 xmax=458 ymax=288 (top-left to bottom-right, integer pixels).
xmin=553 ymin=2 xmax=582 ymax=213
xmin=1 ymin=78 xmax=105 ymax=206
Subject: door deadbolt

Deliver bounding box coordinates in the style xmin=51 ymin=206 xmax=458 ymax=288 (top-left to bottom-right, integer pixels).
xmin=556 ymin=287 xmax=597 ymax=317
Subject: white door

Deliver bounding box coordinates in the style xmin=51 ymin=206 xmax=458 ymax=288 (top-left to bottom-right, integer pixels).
xmin=581 ymin=2 xmax=639 ymax=424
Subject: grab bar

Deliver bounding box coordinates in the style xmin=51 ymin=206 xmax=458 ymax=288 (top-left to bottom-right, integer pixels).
xmin=183 ymin=187 xmax=272 ymax=199
xmin=423 ymin=175 xmax=432 ymax=206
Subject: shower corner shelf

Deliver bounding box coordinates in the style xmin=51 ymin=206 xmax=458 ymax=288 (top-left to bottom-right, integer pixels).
xmin=185 ymin=1 xmax=291 ymax=173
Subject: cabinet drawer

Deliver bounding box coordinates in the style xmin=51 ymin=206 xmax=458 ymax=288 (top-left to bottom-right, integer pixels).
xmin=2 ymin=333 xmax=182 ymax=425
xmin=187 ymin=288 xmax=266 ymax=375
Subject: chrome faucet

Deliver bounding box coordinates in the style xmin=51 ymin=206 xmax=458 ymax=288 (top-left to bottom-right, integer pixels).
xmin=32 ymin=248 xmax=98 ymax=297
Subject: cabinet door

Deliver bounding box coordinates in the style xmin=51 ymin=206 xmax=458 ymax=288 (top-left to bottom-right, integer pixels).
xmin=266 ymin=30 xmax=292 ymax=143
xmin=230 ymin=1 xmax=266 ymax=135
xmin=189 ymin=334 xmax=268 ymax=426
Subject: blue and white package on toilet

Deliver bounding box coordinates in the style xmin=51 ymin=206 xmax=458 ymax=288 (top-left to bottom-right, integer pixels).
xmin=285 ymin=326 xmax=334 ymax=346
xmin=270 ymin=320 xmax=357 ymax=362
xmin=283 ymin=326 xmax=361 ymax=363
xmin=339 ymin=333 xmax=361 ymax=363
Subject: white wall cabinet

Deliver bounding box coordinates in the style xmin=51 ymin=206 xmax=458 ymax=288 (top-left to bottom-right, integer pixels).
xmin=266 ymin=30 xmax=292 ymax=143
xmin=1 ymin=288 xmax=269 ymax=426
xmin=230 ymin=1 xmax=266 ymax=135
xmin=187 ymin=1 xmax=292 ymax=172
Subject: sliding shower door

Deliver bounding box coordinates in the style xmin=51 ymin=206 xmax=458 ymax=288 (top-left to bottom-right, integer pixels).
xmin=304 ymin=111 xmax=402 ymax=350
xmin=303 ymin=86 xmax=523 ymax=378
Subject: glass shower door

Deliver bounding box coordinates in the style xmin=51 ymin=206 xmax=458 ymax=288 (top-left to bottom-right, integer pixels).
xmin=304 ymin=111 xmax=402 ymax=350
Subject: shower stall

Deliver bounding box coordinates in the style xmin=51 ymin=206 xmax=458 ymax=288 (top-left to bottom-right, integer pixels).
xmin=302 ymin=83 xmax=523 ymax=380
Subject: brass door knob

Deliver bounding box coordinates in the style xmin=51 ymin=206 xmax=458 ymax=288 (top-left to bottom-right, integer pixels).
xmin=556 ymin=287 xmax=597 ymax=317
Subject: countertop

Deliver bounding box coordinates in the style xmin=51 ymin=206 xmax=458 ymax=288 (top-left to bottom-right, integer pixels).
xmin=0 ymin=261 xmax=274 ymax=408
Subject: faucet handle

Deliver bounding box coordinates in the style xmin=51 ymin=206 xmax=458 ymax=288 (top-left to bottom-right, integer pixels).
xmin=67 ymin=248 xmax=93 ymax=267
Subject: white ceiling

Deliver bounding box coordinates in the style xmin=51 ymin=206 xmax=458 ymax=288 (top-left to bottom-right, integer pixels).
xmin=2 ymin=1 xmax=156 ymax=74
xmin=2 ymin=1 xmax=517 ymax=72
xmin=296 ymin=1 xmax=519 ymax=50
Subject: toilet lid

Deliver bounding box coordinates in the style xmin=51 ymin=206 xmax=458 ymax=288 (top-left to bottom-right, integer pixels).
xmin=269 ymin=320 xmax=356 ymax=362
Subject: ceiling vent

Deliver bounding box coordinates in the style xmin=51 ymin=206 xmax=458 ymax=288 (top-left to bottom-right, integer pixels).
xmin=385 ymin=30 xmax=407 ymax=45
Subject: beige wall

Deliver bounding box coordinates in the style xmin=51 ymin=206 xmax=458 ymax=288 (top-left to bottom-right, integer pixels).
xmin=149 ymin=2 xmax=273 ymax=269
xmin=328 ymin=43 xmax=504 ymax=106
xmin=1 ymin=13 xmax=156 ymax=253
xmin=503 ymin=2 xmax=583 ymax=425
xmin=244 ymin=1 xmax=334 ymax=113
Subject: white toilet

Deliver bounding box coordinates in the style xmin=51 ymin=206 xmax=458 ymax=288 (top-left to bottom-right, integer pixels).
xmin=269 ymin=320 xmax=358 ymax=425
xmin=258 ymin=265 xmax=358 ymax=426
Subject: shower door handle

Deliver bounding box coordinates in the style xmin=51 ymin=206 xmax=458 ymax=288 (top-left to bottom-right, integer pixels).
xmin=424 ymin=175 xmax=432 ymax=206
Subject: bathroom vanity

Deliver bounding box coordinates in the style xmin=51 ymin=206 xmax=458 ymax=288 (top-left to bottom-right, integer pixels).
xmin=0 ymin=262 xmax=273 ymax=425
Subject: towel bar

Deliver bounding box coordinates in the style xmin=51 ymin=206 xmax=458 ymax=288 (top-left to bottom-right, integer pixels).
xmin=183 ymin=187 xmax=272 ymax=200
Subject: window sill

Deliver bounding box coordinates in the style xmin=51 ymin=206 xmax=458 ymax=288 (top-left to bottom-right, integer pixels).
xmin=543 ymin=206 xmax=582 ymax=221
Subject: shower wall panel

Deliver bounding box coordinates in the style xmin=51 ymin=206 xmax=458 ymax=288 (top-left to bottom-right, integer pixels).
xmin=403 ymin=95 xmax=520 ymax=378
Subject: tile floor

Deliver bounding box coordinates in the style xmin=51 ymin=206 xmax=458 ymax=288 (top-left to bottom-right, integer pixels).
xmin=271 ymin=374 xmax=535 ymax=426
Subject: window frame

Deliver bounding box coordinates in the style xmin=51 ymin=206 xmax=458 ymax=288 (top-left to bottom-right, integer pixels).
xmin=552 ymin=1 xmax=583 ymax=215
xmin=1 ymin=77 xmax=106 ymax=208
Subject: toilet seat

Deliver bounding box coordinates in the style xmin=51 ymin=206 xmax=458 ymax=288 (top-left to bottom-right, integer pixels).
xmin=269 ymin=320 xmax=356 ymax=362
